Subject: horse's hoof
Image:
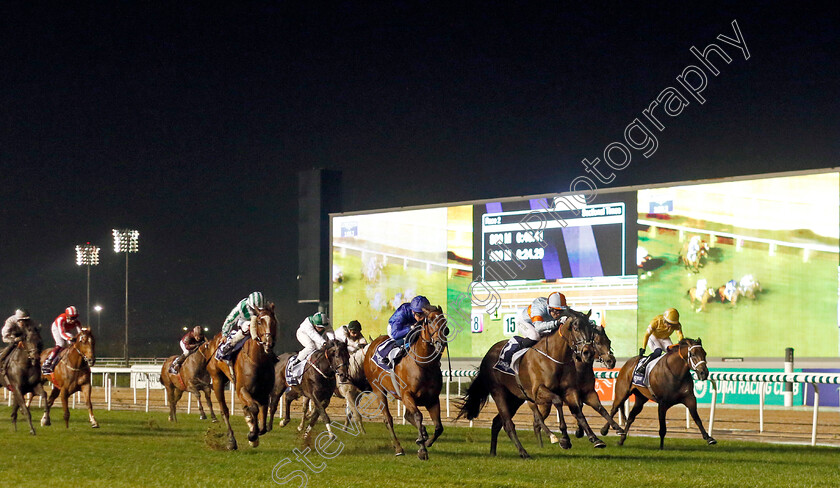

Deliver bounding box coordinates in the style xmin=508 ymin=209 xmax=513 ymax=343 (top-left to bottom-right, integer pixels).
xmin=41 ymin=418 xmax=50 ymax=427
xmin=91 ymin=422 xmax=100 ymax=429
xmin=519 ymin=451 xmax=531 ymax=459
xmin=618 ymin=436 xmax=626 ymax=446
xmin=575 ymin=429 xmax=584 ymax=439
xmin=249 ymin=438 xmax=260 ymax=448
xmin=395 ymin=450 xmax=405 ymax=457
xmin=549 ymin=433 xmax=559 ymax=444
xmin=707 ymin=437 xmax=717 ymax=445
xmin=417 ymin=450 xmax=428 ymax=461
xmin=199 ymin=414 xmax=207 ymax=420
xmin=599 ymin=425 xmax=609 ymax=436
xmin=278 ymin=419 xmax=289 ymax=428
xmin=559 ymin=438 xmax=571 ymax=450
xmin=592 ymin=439 xmax=606 ymax=448
xmin=212 ymin=418 xmax=219 ymax=423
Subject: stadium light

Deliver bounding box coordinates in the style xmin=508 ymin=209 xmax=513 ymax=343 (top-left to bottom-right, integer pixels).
xmin=113 ymin=229 xmax=139 ymax=366
xmin=94 ymin=304 xmax=103 ymax=337
xmin=75 ymin=243 xmax=100 ymax=325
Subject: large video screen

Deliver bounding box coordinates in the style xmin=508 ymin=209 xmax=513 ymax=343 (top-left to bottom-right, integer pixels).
xmin=637 ymin=172 xmax=839 ymax=357
xmin=331 ymin=170 xmax=839 ymax=359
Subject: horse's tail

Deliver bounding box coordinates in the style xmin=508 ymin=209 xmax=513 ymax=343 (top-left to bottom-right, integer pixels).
xmin=456 ymin=363 xmax=491 ymax=421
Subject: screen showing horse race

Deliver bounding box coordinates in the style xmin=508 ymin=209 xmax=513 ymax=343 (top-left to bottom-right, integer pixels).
xmin=330 ymin=169 xmax=840 ymax=359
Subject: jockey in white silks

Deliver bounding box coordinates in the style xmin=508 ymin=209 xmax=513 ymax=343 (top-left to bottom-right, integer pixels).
xmin=723 ymin=280 xmax=737 ymax=302
xmin=296 ymin=312 xmax=335 ymax=361
xmin=687 ymin=235 xmax=702 ymax=263
xmin=334 ymin=320 xmax=367 ymax=380
xmin=494 ymin=292 xmax=568 ymax=375
xmin=695 ymin=278 xmax=708 ymax=297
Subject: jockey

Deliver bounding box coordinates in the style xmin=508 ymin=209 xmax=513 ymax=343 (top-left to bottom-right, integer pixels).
xmin=687 ymin=235 xmax=702 ymax=260
xmin=334 ymin=320 xmax=367 ymax=355
xmin=388 ymin=295 xmax=429 ymax=348
xmin=42 ymin=306 xmax=82 ymax=374
xmin=636 ymin=246 xmax=651 ymax=268
xmin=1 ymin=309 xmax=33 ymax=365
xmin=636 ymin=308 xmax=684 ymax=377
xmin=494 ymin=292 xmax=568 ymax=375
xmin=296 ymin=312 xmax=335 ymax=360
xmin=695 ymin=278 xmax=708 ymax=298
xmin=722 ymin=279 xmax=737 ymax=302
xmin=216 ymin=291 xmax=265 ymax=361
xmin=170 ymin=326 xmax=206 ymax=373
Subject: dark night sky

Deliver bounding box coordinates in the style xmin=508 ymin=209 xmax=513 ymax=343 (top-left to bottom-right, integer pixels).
xmin=1 ymin=3 xmax=837 ymax=355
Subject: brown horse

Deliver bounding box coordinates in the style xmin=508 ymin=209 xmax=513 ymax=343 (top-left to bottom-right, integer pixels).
xmin=688 ymin=286 xmax=715 ymax=312
xmin=457 ymin=309 xmax=600 ymax=459
xmin=160 ymin=341 xmax=217 ymax=422
xmin=602 ymin=337 xmax=716 ymax=449
xmin=206 ymin=304 xmax=276 ymax=450
xmin=362 ymin=305 xmax=448 ymax=460
xmin=679 ymin=239 xmax=708 ymax=272
xmin=268 ymin=340 xmax=350 ymax=439
xmin=532 ymin=324 xmax=624 ymax=446
xmin=39 ymin=328 xmax=98 ymax=428
xmin=1 ymin=325 xmax=46 ymax=435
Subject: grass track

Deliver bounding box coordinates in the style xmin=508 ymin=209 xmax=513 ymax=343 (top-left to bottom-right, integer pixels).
xmin=1 ymin=407 xmax=838 ymax=487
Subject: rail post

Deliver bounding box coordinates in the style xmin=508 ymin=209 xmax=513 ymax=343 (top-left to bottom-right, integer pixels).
xmin=784 ymin=348 xmax=794 ymax=407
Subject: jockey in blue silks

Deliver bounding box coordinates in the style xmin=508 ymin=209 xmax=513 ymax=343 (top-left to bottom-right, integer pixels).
xmin=388 ymin=295 xmax=430 ymax=348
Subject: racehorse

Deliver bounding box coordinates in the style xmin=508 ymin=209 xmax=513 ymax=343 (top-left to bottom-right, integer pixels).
xmin=1 ymin=325 xmax=46 ymax=434
xmin=160 ymin=341 xmax=217 ymax=423
xmin=206 ymin=304 xmax=276 ymax=450
xmin=601 ymin=338 xmax=716 ymax=449
xmin=457 ymin=310 xmax=601 ymax=459
xmin=717 ymin=282 xmax=740 ymax=307
xmin=268 ymin=340 xmax=350 ymax=439
xmin=40 ymin=328 xmax=98 ymax=429
xmin=531 ymin=324 xmax=624 ymax=446
xmin=739 ymin=276 xmax=762 ymax=299
xmin=688 ymin=286 xmax=715 ymax=312
xmin=333 ymin=345 xmax=369 ymax=434
xmin=679 ymin=239 xmax=709 ymax=273
xmin=362 ymin=305 xmax=448 ymax=460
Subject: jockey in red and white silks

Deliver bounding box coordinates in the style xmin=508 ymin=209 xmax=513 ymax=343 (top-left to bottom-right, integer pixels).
xmin=43 ymin=306 xmax=81 ymax=373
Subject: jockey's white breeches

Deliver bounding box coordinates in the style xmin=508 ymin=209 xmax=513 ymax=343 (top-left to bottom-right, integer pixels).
xmin=516 ymin=318 xmax=541 ymax=341
xmin=647 ymin=335 xmax=673 ymax=352
xmin=51 ymin=324 xmax=73 ymax=348
xmin=297 ymin=329 xmax=321 ymax=359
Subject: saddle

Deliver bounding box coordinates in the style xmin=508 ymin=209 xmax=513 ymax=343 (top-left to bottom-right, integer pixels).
xmin=285 ymin=350 xmax=316 ymax=387
xmin=632 ymin=352 xmax=666 ymax=388
xmin=372 ymin=332 xmax=419 ymax=373
xmin=214 ymin=332 xmax=247 ymax=361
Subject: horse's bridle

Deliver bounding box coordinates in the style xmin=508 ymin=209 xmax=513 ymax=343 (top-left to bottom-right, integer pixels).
xmin=560 ymin=315 xmax=595 ymax=359
xmin=413 ymin=313 xmax=447 ymax=361
xmin=680 ymin=343 xmax=706 ymax=371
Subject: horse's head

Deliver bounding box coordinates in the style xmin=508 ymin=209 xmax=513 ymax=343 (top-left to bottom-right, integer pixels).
xmin=592 ymin=324 xmax=615 ymax=369
xmin=680 ymin=337 xmax=708 ymax=381
xmin=253 ymin=303 xmax=277 ymax=354
xmin=559 ymin=309 xmax=597 ymax=363
xmin=411 ymin=305 xmax=448 ymax=364
xmin=75 ymin=328 xmax=96 ymax=366
xmin=23 ymin=325 xmax=42 ymax=361
xmin=326 ymin=340 xmax=350 ymax=383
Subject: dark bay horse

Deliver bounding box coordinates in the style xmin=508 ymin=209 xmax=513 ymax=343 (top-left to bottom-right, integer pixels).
xmin=268 ymin=340 xmax=350 ymax=439
xmin=532 ymin=324 xmax=624 ymax=446
xmin=160 ymin=341 xmax=217 ymax=422
xmin=206 ymin=304 xmax=276 ymax=450
xmin=1 ymin=325 xmax=46 ymax=434
xmin=362 ymin=305 xmax=448 ymax=460
xmin=602 ymin=337 xmax=716 ymax=449
xmin=457 ymin=309 xmax=600 ymax=458
xmin=39 ymin=328 xmax=98 ymax=428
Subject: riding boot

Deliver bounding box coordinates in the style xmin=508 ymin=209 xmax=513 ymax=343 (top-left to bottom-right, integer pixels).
xmin=169 ymin=354 xmax=187 ymax=374
xmin=41 ymin=347 xmax=61 ymax=374
xmin=494 ymin=338 xmax=521 ymax=375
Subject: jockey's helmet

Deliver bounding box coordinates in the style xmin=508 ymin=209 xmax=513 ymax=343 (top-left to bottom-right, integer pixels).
xmin=410 ymin=295 xmax=430 ymax=313
xmin=548 ymin=292 xmax=568 ymax=310
xmin=311 ymin=312 xmax=328 ymax=328
xmin=247 ymin=291 xmax=265 ymax=310
xmin=663 ymin=308 xmax=680 ymax=325
xmin=192 ymin=325 xmax=203 ymax=336
xmin=15 ymin=308 xmax=30 ymax=320
xmin=347 ymin=320 xmax=361 ymax=332
xmin=65 ymin=306 xmax=78 ymax=318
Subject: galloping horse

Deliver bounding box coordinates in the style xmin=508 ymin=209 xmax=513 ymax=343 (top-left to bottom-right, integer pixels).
xmin=688 ymin=286 xmax=715 ymax=312
xmin=679 ymin=238 xmax=709 ymax=273
xmin=532 ymin=324 xmax=624 ymax=446
xmin=1 ymin=325 xmax=46 ymax=434
xmin=602 ymin=338 xmax=716 ymax=449
xmin=269 ymin=340 xmax=350 ymax=439
xmin=362 ymin=305 xmax=448 ymax=460
xmin=40 ymin=328 xmax=98 ymax=428
xmin=457 ymin=310 xmax=601 ymax=459
xmin=206 ymin=304 xmax=276 ymax=450
xmin=717 ymin=281 xmax=740 ymax=307
xmin=160 ymin=341 xmax=217 ymax=422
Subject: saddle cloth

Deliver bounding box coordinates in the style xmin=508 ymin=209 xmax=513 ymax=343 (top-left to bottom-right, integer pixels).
xmin=214 ymin=331 xmax=247 ymax=361
xmin=632 ymin=354 xmax=665 ymax=388
xmin=372 ymin=338 xmax=398 ymax=372
xmin=285 ymin=350 xmax=316 ymax=386
xmin=510 ymin=347 xmax=530 ymax=374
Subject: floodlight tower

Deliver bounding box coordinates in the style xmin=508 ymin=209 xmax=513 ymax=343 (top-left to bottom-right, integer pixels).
xmin=75 ymin=243 xmax=100 ymax=325
xmin=113 ymin=229 xmax=139 ymax=365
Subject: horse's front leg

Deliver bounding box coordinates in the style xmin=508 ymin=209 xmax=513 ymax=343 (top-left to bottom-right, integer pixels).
xmin=60 ymin=388 xmax=71 ymax=429
xmin=203 ymin=387 xmax=218 ymax=422
xmin=424 ymin=400 xmax=444 ymax=448
xmin=298 ymin=396 xmax=310 ymax=432
xmin=400 ymin=397 xmax=429 ymax=460
xmin=82 ymin=382 xmax=99 ymax=428
xmin=683 ymin=394 xmax=716 ymax=445
xmin=583 ymin=388 xmax=623 ymax=435
xmin=211 ymin=374 xmax=237 ymax=450
xmin=563 ymin=389 xmax=605 ymax=448
xmin=42 ymin=384 xmax=60 ymax=427
xmin=237 ymin=386 xmax=261 ymax=447
xmin=376 ymin=389 xmax=404 ymax=456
